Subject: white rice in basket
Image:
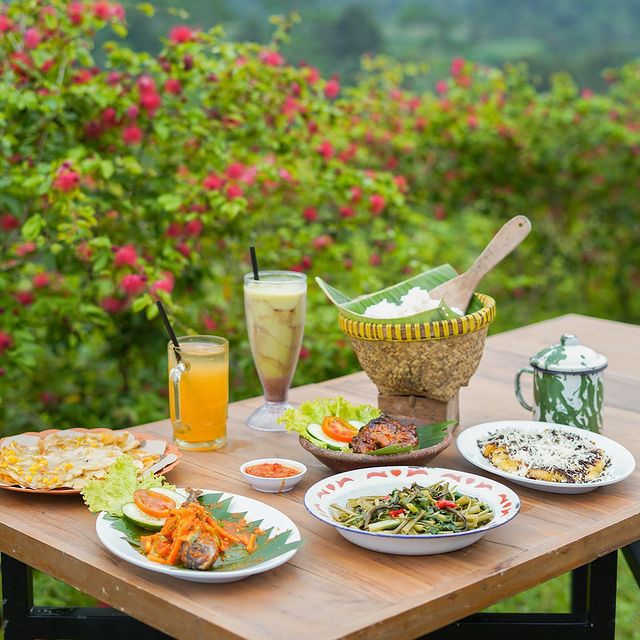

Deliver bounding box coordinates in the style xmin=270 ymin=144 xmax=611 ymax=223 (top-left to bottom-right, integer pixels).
xmin=363 ymin=287 xmax=464 ymax=319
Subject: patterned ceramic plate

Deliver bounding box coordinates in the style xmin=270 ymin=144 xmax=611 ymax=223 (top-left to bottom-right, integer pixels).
xmin=304 ymin=466 xmax=520 ymax=555
xmin=0 ymin=428 xmax=180 ymax=494
xmin=457 ymin=420 xmax=636 ymax=494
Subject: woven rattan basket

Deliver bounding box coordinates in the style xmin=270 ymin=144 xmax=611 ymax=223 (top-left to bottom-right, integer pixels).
xmin=339 ymin=293 xmax=496 ymax=402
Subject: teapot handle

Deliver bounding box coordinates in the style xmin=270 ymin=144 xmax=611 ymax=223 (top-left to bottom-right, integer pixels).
xmin=515 ymin=367 xmax=534 ymax=412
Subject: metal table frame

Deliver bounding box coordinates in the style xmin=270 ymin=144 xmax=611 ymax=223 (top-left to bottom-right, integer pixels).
xmin=2 ymin=542 xmax=638 ymax=640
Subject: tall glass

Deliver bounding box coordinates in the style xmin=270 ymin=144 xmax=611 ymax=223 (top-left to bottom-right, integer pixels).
xmin=244 ymin=271 xmax=307 ymax=431
xmin=168 ymin=335 xmax=229 ymax=450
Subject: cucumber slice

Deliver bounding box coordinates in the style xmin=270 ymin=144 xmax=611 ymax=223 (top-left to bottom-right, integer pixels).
xmin=348 ymin=420 xmax=366 ymax=430
xmin=149 ymin=487 xmax=187 ymax=507
xmin=307 ymin=423 xmax=349 ymax=451
xmin=122 ymin=502 xmax=166 ymax=531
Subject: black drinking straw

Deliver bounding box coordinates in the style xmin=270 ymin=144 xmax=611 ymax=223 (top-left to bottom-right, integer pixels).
xmin=156 ymin=300 xmax=181 ymax=362
xmin=250 ymin=245 xmax=260 ymax=281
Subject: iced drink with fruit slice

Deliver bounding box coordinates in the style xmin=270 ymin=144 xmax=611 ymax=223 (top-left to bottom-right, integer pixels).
xmin=244 ymin=271 xmax=307 ymax=431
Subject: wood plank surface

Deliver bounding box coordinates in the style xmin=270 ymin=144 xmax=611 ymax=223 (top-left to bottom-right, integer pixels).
xmin=0 ymin=314 xmax=639 ymax=640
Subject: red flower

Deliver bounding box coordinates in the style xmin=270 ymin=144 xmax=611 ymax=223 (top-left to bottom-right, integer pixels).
xmin=101 ymin=107 xmax=118 ymax=126
xmin=324 ymin=77 xmax=340 ymax=99
xmin=226 ymin=162 xmax=245 ymax=180
xmin=450 ymin=57 xmax=465 ymax=77
xmin=151 ymin=278 xmax=174 ymax=295
xmin=305 ymin=66 xmax=320 ymax=85
xmin=202 ymin=315 xmax=217 ymax=331
xmin=369 ymin=194 xmax=386 ymax=215
xmin=317 ymin=140 xmax=334 ymax=160
xmin=226 ymin=184 xmax=243 ymax=199
xmin=299 ymin=346 xmax=310 ymax=360
xmin=339 ymin=206 xmax=355 ymax=219
xmin=369 ymin=254 xmax=381 ymax=267
xmin=67 ymin=2 xmax=83 ymax=25
xmin=350 ymin=186 xmax=362 ymax=203
xmin=54 ymin=168 xmax=80 ymax=192
xmin=434 ymin=204 xmax=446 ymax=220
xmin=114 ymin=244 xmax=138 ymax=268
xmin=435 ymin=80 xmax=448 ymax=95
xmin=467 ymin=115 xmax=478 ymax=129
xmin=122 ymin=125 xmax=143 ymax=145
xmin=164 ymin=78 xmax=182 ymax=95
xmin=72 ymin=69 xmax=93 ymax=84
xmin=140 ymin=91 xmax=161 ymax=115
xmin=312 ymin=234 xmax=333 ymax=250
xmin=166 ymin=222 xmax=183 ymax=238
xmin=15 ymin=291 xmax=34 ymax=306
xmin=260 ymin=50 xmax=284 ymax=66
xmin=582 ymin=88 xmax=594 ymax=99
xmin=185 ymin=219 xmax=203 ymax=236
xmin=0 ymin=332 xmax=13 ymax=354
xmin=137 ymin=75 xmax=156 ymax=94
xmin=303 ymin=207 xmax=318 ymax=222
xmin=23 ymin=28 xmax=41 ymax=49
xmin=169 ymin=25 xmax=194 ymax=44
xmin=176 ymin=242 xmax=190 ymax=258
xmin=0 ymin=214 xmax=19 ymax=232
xmin=394 ymin=175 xmax=408 ymax=192
xmin=0 ymin=15 xmax=13 ymax=32
xmin=127 ymin=105 xmax=139 ymax=120
xmin=32 ymin=273 xmax=50 ymax=288
xmin=203 ymin=173 xmax=224 ymax=190
xmin=120 ymin=274 xmax=146 ymax=296
xmin=101 ymin=297 xmax=125 ymax=314
xmin=93 ymin=2 xmax=112 ymax=20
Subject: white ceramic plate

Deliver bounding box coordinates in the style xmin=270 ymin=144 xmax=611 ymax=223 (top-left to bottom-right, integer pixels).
xmin=457 ymin=420 xmax=636 ymax=494
xmin=304 ymin=466 xmax=520 ymax=555
xmin=96 ymin=489 xmax=302 ymax=582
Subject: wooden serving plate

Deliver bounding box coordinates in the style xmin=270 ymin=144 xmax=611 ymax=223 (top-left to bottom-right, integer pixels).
xmin=0 ymin=428 xmax=181 ymax=495
xmin=298 ymin=428 xmax=452 ymax=473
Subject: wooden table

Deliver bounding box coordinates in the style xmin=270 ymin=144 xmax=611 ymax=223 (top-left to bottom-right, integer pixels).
xmin=1 ymin=314 xmax=639 ymax=640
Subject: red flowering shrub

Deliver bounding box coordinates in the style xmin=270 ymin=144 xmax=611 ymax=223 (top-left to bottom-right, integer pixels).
xmin=0 ymin=2 xmax=638 ymax=434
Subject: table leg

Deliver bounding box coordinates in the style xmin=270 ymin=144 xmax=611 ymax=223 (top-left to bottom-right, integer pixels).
xmin=1 ymin=553 xmax=172 ymax=640
xmin=421 ymin=551 xmax=618 ymax=640
xmin=622 ymin=542 xmax=640 ymax=588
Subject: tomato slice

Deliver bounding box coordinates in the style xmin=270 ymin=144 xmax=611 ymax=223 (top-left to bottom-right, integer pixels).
xmin=134 ymin=489 xmax=176 ymax=518
xmin=322 ymin=416 xmax=358 ymax=442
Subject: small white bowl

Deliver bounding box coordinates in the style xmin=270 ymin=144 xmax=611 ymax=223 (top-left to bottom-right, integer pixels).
xmin=240 ymin=458 xmax=307 ymax=493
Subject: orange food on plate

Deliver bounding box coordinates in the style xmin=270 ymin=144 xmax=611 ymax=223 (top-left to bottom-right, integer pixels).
xmin=321 ymin=416 xmax=358 ymax=443
xmin=134 ymin=489 xmax=176 ymax=518
xmin=245 ymin=463 xmax=302 ymax=478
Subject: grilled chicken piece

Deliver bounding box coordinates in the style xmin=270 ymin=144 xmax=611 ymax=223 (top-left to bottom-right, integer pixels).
xmin=350 ymin=415 xmax=418 ymax=454
xmin=178 ymin=532 xmax=219 ymax=570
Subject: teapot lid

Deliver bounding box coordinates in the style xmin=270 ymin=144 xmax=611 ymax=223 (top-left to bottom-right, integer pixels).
xmin=530 ymin=334 xmax=607 ymax=373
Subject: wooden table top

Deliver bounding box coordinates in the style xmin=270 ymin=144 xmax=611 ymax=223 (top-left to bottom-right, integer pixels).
xmin=0 ymin=314 xmax=639 ymax=640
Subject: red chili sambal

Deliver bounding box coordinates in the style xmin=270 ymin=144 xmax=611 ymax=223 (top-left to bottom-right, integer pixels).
xmin=245 ymin=463 xmax=301 ymax=478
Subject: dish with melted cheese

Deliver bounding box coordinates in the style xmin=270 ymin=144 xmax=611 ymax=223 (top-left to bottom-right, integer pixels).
xmin=477 ymin=427 xmax=610 ymax=483
xmin=0 ymin=429 xmax=170 ymax=491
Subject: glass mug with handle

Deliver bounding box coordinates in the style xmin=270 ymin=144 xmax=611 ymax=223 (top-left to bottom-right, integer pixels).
xmin=168 ymin=335 xmax=229 ymax=450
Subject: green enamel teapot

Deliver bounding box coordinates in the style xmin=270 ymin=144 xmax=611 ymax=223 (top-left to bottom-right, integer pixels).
xmin=515 ymin=334 xmax=607 ymax=433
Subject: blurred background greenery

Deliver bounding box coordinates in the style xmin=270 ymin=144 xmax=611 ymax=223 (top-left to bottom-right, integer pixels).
xmin=112 ymin=0 xmax=640 ymax=91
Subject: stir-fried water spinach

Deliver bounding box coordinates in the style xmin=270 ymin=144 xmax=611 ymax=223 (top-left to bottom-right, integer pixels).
xmin=330 ymin=481 xmax=493 ymax=535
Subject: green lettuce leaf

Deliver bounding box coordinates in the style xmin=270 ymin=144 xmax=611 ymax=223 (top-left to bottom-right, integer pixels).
xmin=81 ymin=455 xmax=172 ymax=517
xmin=280 ymin=396 xmax=380 ymax=449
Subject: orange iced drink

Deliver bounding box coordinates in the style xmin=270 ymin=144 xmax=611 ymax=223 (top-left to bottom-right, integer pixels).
xmin=168 ymin=336 xmax=228 ymax=450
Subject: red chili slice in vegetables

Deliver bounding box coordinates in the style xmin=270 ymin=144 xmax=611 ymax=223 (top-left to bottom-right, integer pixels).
xmin=435 ymin=500 xmax=457 ymax=510
xmin=321 ymin=416 xmax=358 ymax=442
xmin=134 ymin=489 xmax=176 ymax=518
xmin=389 ymin=508 xmax=405 ymax=518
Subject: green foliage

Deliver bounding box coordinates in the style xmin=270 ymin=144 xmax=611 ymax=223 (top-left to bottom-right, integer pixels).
xmin=0 ymin=1 xmax=638 ymax=438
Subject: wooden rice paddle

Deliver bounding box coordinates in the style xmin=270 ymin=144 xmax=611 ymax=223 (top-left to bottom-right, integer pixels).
xmin=429 ymin=215 xmax=531 ymax=313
